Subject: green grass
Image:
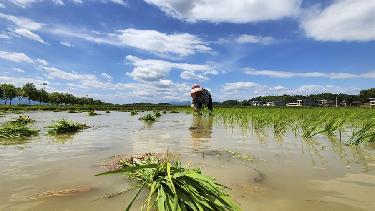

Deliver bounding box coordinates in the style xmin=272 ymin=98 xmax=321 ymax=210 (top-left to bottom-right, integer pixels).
xmin=97 ymin=153 xmax=240 ymax=211
xmin=47 ymin=119 xmax=90 ymax=135
xmin=11 ymin=115 xmax=35 ymax=124
xmin=88 ymin=110 xmax=99 ymax=116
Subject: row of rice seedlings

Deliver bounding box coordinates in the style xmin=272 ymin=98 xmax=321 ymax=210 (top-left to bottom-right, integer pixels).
xmin=97 ymin=152 xmax=240 ymax=211
xmin=47 ymin=119 xmax=90 ymax=135
xmin=213 ymin=108 xmax=375 ymax=145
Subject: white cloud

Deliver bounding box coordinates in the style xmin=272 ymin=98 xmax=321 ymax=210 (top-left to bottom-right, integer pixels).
xmin=223 ymin=82 xmax=258 ymax=92
xmin=116 ymin=28 xmax=210 ymax=57
xmin=101 ymin=72 xmax=112 ymax=80
xmin=235 ymin=34 xmax=274 ymax=44
xmin=244 ymin=67 xmax=375 ymax=79
xmin=48 ymin=27 xmax=210 ymax=57
xmin=14 ymin=28 xmax=48 ymax=44
xmin=144 ymin=0 xmax=301 ymax=23
xmin=60 ymin=41 xmax=73 ymax=47
xmin=0 ymin=3 xmax=5 ymax=8
xmin=0 ymin=33 xmax=10 ymax=39
xmin=8 ymin=0 xmax=126 ymax=7
xmin=125 ymin=55 xmax=216 ymax=82
xmin=0 ymin=13 xmax=43 ymax=30
xmin=12 ymin=67 xmax=25 ymax=73
xmin=0 ymin=50 xmax=34 ymax=63
xmin=301 ymin=0 xmax=375 ymax=41
xmin=36 ymin=58 xmax=48 ymax=65
xmin=220 ymin=81 xmax=360 ymax=101
xmin=0 ymin=75 xmax=48 ymax=88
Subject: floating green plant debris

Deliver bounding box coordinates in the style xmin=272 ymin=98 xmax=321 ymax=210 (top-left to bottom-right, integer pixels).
xmin=47 ymin=119 xmax=90 ymax=135
xmin=139 ymin=114 xmax=156 ymax=122
xmin=0 ymin=122 xmax=39 ymax=140
xmin=98 ymin=152 xmax=240 ymax=211
xmin=224 ymin=149 xmax=257 ymax=162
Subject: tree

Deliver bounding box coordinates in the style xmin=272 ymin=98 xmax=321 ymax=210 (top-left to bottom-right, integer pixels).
xmin=2 ymin=84 xmax=18 ymax=105
xmin=22 ymin=83 xmax=38 ymax=105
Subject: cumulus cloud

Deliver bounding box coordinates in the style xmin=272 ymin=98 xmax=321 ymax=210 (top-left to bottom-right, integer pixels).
xmin=0 ymin=50 xmax=34 ymax=63
xmin=144 ymin=0 xmax=301 ymax=23
xmin=116 ymin=28 xmax=210 ymax=57
xmin=14 ymin=28 xmax=48 ymax=44
xmin=300 ymin=0 xmax=375 ymax=41
xmin=125 ymin=55 xmax=217 ymax=82
xmin=244 ymin=67 xmax=375 ymax=79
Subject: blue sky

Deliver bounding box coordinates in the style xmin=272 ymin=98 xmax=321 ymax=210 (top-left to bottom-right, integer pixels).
xmin=0 ymin=0 xmax=374 ymax=103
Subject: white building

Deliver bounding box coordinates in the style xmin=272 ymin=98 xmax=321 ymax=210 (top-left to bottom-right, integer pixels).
xmin=286 ymin=100 xmax=302 ymax=107
xmin=263 ymin=101 xmax=275 ymax=107
xmin=370 ymin=98 xmax=375 ymax=108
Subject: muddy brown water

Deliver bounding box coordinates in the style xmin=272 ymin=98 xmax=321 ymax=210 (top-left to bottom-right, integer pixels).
xmin=0 ymin=111 xmax=374 ymax=211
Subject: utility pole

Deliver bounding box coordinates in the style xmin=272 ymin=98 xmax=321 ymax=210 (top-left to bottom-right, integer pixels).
xmin=336 ymin=97 xmax=338 ymax=108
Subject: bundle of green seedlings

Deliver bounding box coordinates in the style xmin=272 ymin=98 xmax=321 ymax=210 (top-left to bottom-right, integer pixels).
xmin=98 ymin=152 xmax=240 ymax=211
xmin=0 ymin=116 xmax=38 ymax=141
xmin=12 ymin=115 xmax=35 ymax=124
xmin=139 ymin=114 xmax=157 ymax=122
xmin=47 ymin=119 xmax=90 ymax=135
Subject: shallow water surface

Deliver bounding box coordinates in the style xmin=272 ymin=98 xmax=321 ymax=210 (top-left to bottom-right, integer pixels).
xmin=0 ymin=111 xmax=374 ymax=211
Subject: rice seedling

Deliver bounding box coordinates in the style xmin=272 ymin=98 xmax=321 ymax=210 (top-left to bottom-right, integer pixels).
xmin=346 ymin=121 xmax=375 ymax=145
xmin=88 ymin=110 xmax=98 ymax=116
xmin=163 ymin=111 xmax=167 ymax=114
xmin=131 ymin=110 xmax=138 ymax=115
xmin=139 ymin=114 xmax=156 ymax=122
xmin=0 ymin=121 xmax=39 ymax=140
xmin=97 ymin=153 xmax=240 ymax=211
xmin=105 ymin=110 xmax=110 ymax=113
xmin=47 ymin=119 xmax=90 ymax=135
xmin=155 ymin=111 xmax=161 ymax=117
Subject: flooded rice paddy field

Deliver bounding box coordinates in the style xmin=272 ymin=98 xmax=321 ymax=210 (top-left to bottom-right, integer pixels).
xmin=0 ymin=111 xmax=374 ymax=211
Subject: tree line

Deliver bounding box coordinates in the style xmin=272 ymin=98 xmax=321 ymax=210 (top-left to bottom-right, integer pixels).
xmin=0 ymin=83 xmax=104 ymax=105
xmin=220 ymin=88 xmax=375 ymax=107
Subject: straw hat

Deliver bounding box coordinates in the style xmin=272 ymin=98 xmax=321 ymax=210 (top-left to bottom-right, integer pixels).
xmin=191 ymin=84 xmax=203 ymax=94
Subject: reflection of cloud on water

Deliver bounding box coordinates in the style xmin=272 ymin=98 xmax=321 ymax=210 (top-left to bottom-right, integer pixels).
xmin=310 ymin=173 xmax=375 ymax=210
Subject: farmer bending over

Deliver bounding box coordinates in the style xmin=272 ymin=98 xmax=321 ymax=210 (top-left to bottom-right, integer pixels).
xmin=190 ymin=84 xmax=213 ymax=113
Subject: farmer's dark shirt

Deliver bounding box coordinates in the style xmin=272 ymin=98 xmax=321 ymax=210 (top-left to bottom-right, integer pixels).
xmin=192 ymin=89 xmax=211 ymax=110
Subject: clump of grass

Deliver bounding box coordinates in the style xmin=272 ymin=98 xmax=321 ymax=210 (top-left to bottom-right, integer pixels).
xmin=139 ymin=114 xmax=156 ymax=122
xmin=0 ymin=122 xmax=39 ymax=140
xmin=155 ymin=111 xmax=161 ymax=117
xmin=68 ymin=110 xmax=79 ymax=113
xmin=12 ymin=115 xmax=35 ymax=124
xmin=98 ymin=152 xmax=240 ymax=211
xmin=88 ymin=110 xmax=98 ymax=116
xmin=162 ymin=111 xmax=167 ymax=114
xmin=47 ymin=119 xmax=90 ymax=135
xmin=105 ymin=110 xmax=110 ymax=113
xmin=170 ymin=110 xmax=179 ymax=113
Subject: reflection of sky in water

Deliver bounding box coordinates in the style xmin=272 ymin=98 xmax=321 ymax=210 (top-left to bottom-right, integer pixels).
xmin=0 ymin=111 xmax=374 ymax=211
